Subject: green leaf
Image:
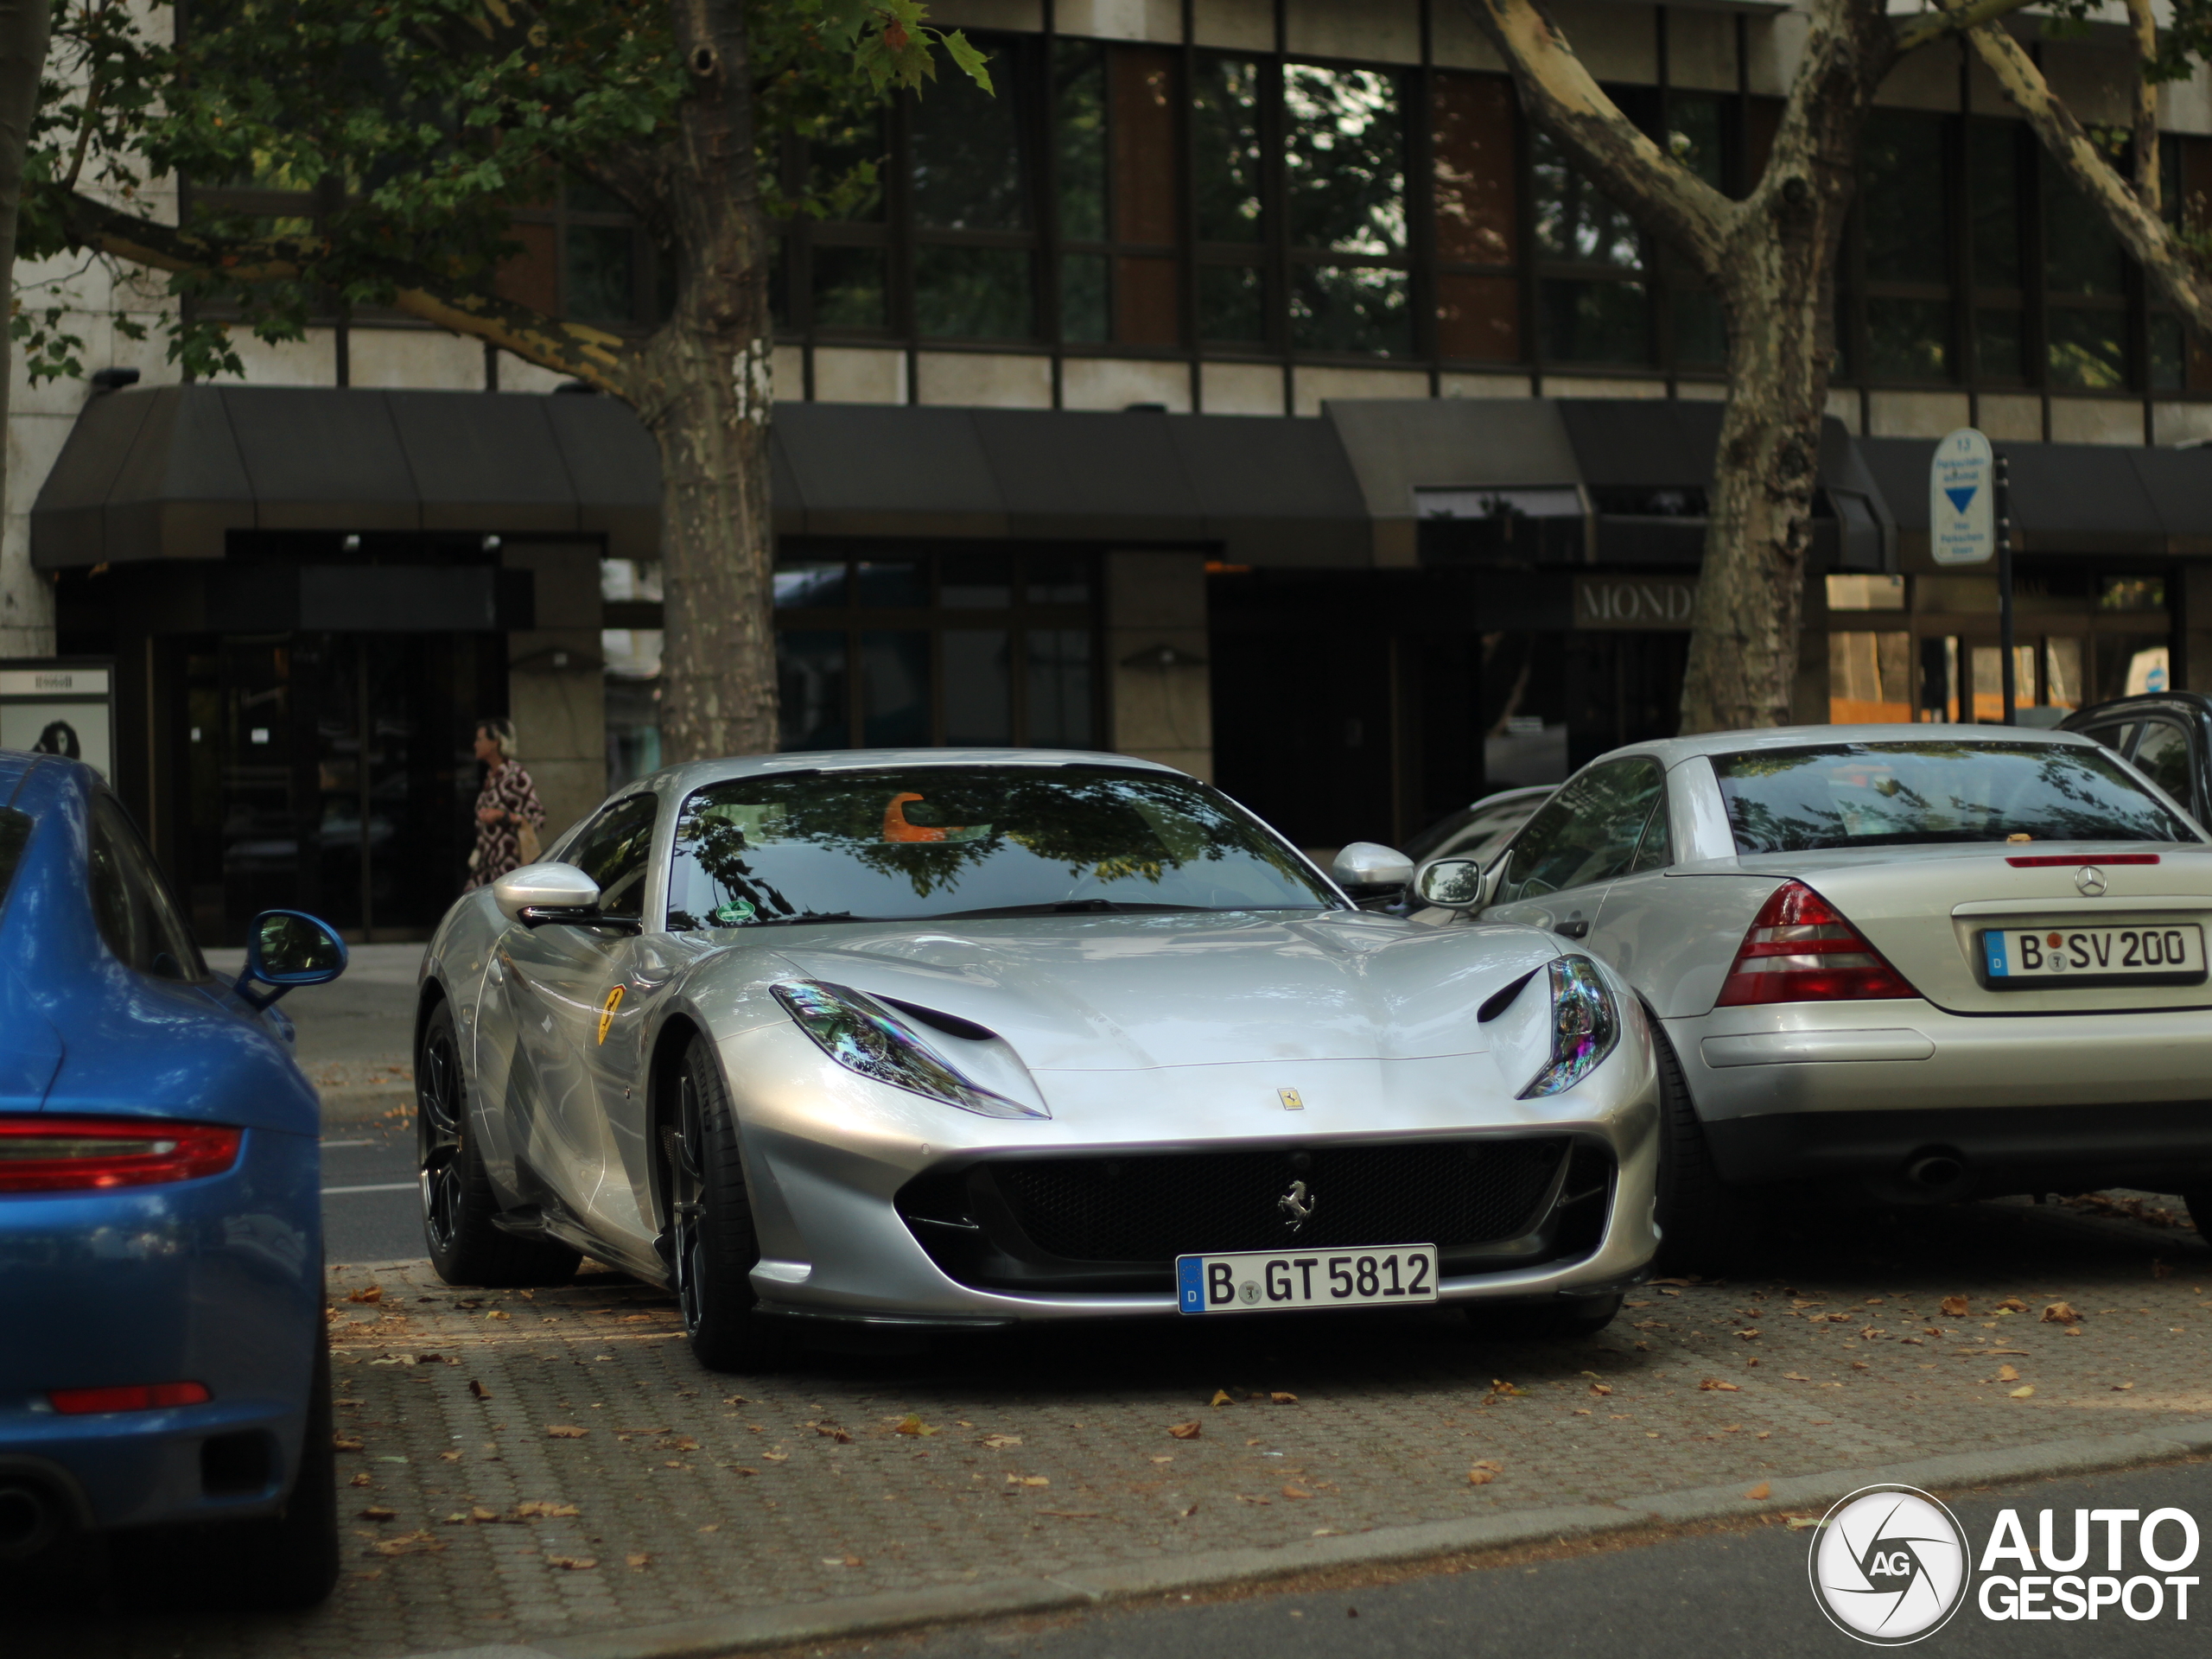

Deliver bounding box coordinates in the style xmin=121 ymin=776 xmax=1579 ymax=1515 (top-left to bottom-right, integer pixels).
xmin=937 ymin=29 xmax=992 ymax=94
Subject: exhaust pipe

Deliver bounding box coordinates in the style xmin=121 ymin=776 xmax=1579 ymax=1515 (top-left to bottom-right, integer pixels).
xmin=0 ymin=1482 xmax=56 ymax=1559
xmin=1903 ymin=1149 xmax=1968 ymax=1192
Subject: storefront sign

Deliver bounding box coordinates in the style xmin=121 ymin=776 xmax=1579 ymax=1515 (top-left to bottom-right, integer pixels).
xmin=1930 ymin=428 xmax=1996 ymax=565
xmin=1573 ymin=575 xmax=1698 ymax=630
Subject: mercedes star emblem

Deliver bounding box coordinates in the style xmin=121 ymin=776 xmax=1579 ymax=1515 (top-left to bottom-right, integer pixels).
xmin=2075 ymin=865 xmax=2107 ymax=897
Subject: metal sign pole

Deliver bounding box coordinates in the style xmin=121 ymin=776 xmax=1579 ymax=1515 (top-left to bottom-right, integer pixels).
xmin=1997 ymin=452 xmax=2015 ymax=726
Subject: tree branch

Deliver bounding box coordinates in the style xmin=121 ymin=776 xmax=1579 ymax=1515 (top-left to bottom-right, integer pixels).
xmin=2127 ymin=0 xmax=2159 ymax=213
xmin=1967 ymin=21 xmax=2212 ymax=333
xmin=1891 ymin=0 xmax=2039 ymax=57
xmin=52 ymin=186 xmax=643 ymax=393
xmin=1463 ymin=0 xmax=1732 ymax=279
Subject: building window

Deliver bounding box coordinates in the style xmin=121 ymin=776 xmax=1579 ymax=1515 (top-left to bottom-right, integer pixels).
xmin=1858 ymin=111 xmax=1953 ymax=383
xmin=1284 ymin=64 xmax=1410 ymax=355
xmin=772 ymin=547 xmax=1097 ymax=750
xmin=1531 ymin=121 xmax=1648 ymax=366
xmin=499 ymin=180 xmax=670 ymax=330
xmin=1432 ymin=72 xmax=1521 ymax=362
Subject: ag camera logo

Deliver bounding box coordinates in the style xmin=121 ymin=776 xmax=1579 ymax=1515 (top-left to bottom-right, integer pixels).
xmin=1808 ymin=1484 xmax=1970 ymax=1644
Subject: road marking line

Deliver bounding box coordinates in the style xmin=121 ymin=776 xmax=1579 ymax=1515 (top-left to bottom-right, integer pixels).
xmin=323 ymin=1181 xmax=416 ymax=1195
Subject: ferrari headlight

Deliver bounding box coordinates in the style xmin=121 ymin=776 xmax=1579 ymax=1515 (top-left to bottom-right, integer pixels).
xmin=1518 ymin=956 xmax=1619 ymax=1098
xmin=772 ymin=981 xmax=1046 ymax=1120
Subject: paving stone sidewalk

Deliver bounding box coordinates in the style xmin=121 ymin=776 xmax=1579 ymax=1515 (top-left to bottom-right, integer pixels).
xmin=11 ymin=1193 xmax=2211 ymax=1659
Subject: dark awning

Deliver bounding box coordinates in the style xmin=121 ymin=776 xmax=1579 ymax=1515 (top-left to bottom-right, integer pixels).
xmin=769 ymin=403 xmax=1372 ymax=566
xmin=31 ymin=385 xmax=662 ymax=568
xmin=1859 ymin=435 xmax=2212 ymax=557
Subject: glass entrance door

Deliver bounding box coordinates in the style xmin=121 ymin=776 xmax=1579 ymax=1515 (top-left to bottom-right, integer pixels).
xmin=181 ymin=632 xmax=499 ymax=944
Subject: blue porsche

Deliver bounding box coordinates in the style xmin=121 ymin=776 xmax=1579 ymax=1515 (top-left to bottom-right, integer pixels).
xmin=0 ymin=751 xmax=346 ymax=1607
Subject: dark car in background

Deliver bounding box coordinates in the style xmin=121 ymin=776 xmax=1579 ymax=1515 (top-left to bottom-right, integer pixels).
xmin=2063 ymin=692 xmax=2212 ymax=830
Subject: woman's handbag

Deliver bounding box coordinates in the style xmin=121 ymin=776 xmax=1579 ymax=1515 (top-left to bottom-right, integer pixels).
xmin=516 ymin=819 xmax=543 ymax=865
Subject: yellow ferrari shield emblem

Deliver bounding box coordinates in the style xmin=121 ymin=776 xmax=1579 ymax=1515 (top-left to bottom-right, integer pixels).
xmin=1277 ymin=1088 xmax=1303 ymax=1111
xmin=597 ymin=984 xmax=625 ymax=1045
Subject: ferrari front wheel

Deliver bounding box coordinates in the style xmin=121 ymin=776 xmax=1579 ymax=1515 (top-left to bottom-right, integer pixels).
xmin=416 ymin=1000 xmax=579 ymax=1288
xmin=661 ymin=1035 xmax=792 ymax=1373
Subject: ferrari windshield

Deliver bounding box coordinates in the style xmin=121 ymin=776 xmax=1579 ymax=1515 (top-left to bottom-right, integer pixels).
xmin=664 ymin=766 xmax=1337 ymax=927
xmin=1714 ymin=741 xmax=2200 ymax=853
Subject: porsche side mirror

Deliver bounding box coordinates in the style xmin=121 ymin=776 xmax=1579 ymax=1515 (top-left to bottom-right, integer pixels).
xmin=236 ymin=909 xmax=348 ymax=1006
xmin=493 ymin=861 xmax=601 ymax=926
xmin=1413 ymin=857 xmax=1489 ymax=911
xmin=1331 ymin=841 xmax=1417 ymax=910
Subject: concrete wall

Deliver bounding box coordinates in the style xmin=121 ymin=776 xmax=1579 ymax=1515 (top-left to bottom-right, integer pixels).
xmin=500 ymin=542 xmax=608 ymax=841
xmin=1104 ymin=551 xmax=1212 ymax=781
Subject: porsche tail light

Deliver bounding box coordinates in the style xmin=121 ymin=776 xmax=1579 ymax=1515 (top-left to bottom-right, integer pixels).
xmin=1716 ymin=881 xmax=1915 ymax=1007
xmin=49 ymin=1382 xmax=211 ymax=1414
xmin=0 ymin=1116 xmax=242 ymax=1193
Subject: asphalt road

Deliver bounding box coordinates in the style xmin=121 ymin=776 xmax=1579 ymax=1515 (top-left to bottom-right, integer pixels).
xmin=885 ymin=1460 xmax=2212 ymax=1659
xmin=320 ymin=1119 xmax=424 ymax=1262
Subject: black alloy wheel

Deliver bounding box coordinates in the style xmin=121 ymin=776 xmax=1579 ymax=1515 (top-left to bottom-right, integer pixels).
xmin=415 ymin=1000 xmax=579 ymax=1288
xmin=658 ymin=1035 xmax=791 ymax=1372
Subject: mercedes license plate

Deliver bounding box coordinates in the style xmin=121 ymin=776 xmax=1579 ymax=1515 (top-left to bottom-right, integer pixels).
xmin=1981 ymin=923 xmax=2206 ymax=986
xmin=1175 ymin=1246 xmax=1438 ymax=1314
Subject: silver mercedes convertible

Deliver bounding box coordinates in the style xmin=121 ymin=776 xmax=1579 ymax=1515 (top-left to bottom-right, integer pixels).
xmin=412 ymin=750 xmax=1660 ymax=1370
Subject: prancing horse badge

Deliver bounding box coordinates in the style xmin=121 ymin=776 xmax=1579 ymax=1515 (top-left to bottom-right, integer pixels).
xmin=1277 ymin=1088 xmax=1304 ymax=1111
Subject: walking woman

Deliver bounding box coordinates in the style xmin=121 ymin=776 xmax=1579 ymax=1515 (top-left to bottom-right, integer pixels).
xmin=464 ymin=717 xmax=545 ymax=891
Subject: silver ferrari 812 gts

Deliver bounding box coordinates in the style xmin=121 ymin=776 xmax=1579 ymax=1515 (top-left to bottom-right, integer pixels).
xmin=413 ymin=749 xmax=1659 ymax=1370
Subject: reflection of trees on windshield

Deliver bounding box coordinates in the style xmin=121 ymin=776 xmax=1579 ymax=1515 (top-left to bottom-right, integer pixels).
xmin=665 ymin=767 xmax=1329 ymax=927
xmin=1718 ymin=743 xmax=2190 ymax=853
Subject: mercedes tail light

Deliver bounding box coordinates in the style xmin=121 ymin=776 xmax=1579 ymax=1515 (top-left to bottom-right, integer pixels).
xmin=0 ymin=1116 xmax=242 ymax=1193
xmin=1717 ymin=881 xmax=1915 ymax=1007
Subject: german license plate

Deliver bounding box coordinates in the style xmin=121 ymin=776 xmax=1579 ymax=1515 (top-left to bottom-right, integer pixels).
xmin=1175 ymin=1246 xmax=1437 ymax=1314
xmin=1981 ymin=923 xmax=2206 ymax=986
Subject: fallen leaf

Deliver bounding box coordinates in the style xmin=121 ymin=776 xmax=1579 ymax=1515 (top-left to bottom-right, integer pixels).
xmin=469 ymin=1381 xmax=491 ymax=1401
xmin=1270 ymin=1392 xmax=1299 ymax=1404
xmin=1698 ymin=1378 xmax=1741 ymax=1392
xmin=762 ymin=1449 xmax=790 ymax=1461
xmin=1007 ymin=1474 xmax=1050 ymax=1488
xmin=893 ymin=1414 xmax=938 ymax=1438
xmin=346 ymin=1286 xmax=383 ymax=1304
xmin=1649 ymin=1276 xmax=1698 ymax=1287
xmin=1490 ymin=1379 xmax=1526 ymax=1396
xmin=1282 ymin=1484 xmax=1313 ymax=1499
xmin=1736 ymin=1330 xmax=1761 ymax=1341
xmin=438 ymin=1451 xmax=462 ymax=1463
xmin=626 ymin=1553 xmax=652 ymax=1568
xmin=1468 ymin=1459 xmax=1504 ymax=1485
xmin=699 ymin=1523 xmax=721 ymax=1532
xmin=1996 ymin=1363 xmax=2020 ymax=1382
xmin=333 ymin=1435 xmax=365 ymax=1452
xmin=2113 ymin=1382 xmax=2136 ymax=1391
xmin=1995 ymin=1296 xmax=2029 ymax=1313
xmin=1235 ymin=1494 xmax=1273 ymax=1505
xmin=1940 ymin=1295 xmax=1969 ymax=1317
xmin=1149 ymin=1455 xmax=1175 ymax=1465
xmin=2009 ymin=1385 xmax=2036 ymax=1399
xmin=982 ymin=1433 xmax=1022 ymax=1449
xmin=660 ymin=1437 xmax=701 ymax=1452
xmin=485 ymin=1310 xmax=511 ymax=1321
xmin=2042 ymin=1301 xmax=2082 ymax=1325
xmin=349 ymin=1472 xmax=372 ymax=1488
xmin=1589 ymin=1382 xmax=1612 ymax=1396
xmin=1782 ymin=1372 xmax=1810 ymax=1382
xmin=724 ymin=1395 xmax=750 ymax=1406
xmin=1744 ymin=1483 xmax=1771 ymax=1500
xmin=620 ymin=1313 xmax=656 ymax=1324
xmin=1658 ymin=1287 xmax=1681 ymax=1296
xmin=1167 ymin=1421 xmax=1202 ymax=1440
xmin=512 ymin=1501 xmax=582 ymax=1519
xmin=359 ymin=1505 xmax=397 ymax=1520
xmin=546 ymin=1555 xmax=597 ymax=1571
xmin=546 ymin=1426 xmax=588 ymax=1439
xmin=1784 ymin=1515 xmax=1821 ymax=1531
xmin=813 ymin=1424 xmax=854 ymax=1443
xmin=368 ymin=1529 xmax=442 ymax=1557
xmin=2064 ymin=1326 xmax=2083 ymax=1338
xmin=1210 ymin=1389 xmax=1234 ymax=1408
xmin=728 ymin=1466 xmax=758 ymax=1477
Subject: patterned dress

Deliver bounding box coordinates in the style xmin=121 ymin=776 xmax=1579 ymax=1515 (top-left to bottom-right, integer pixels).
xmin=464 ymin=760 xmax=546 ymax=891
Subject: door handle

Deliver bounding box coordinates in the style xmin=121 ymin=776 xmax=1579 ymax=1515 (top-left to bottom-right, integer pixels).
xmin=1555 ymin=917 xmax=1589 ymax=939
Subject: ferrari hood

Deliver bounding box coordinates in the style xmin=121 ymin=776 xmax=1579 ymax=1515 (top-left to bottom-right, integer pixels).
xmin=765 ymin=910 xmax=1563 ymax=1071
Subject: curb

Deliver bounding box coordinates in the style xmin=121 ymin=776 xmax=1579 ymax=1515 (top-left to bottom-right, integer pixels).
xmin=402 ymin=1428 xmax=2212 ymax=1659
xmin=322 ymin=1084 xmax=416 ymax=1124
